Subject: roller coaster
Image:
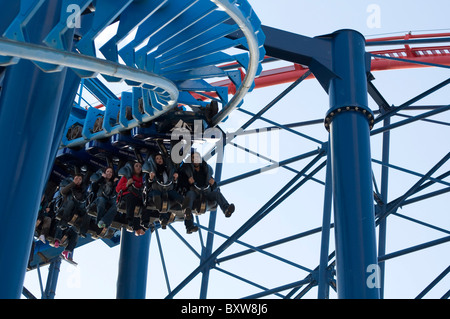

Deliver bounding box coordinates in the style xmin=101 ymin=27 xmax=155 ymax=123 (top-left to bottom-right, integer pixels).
xmin=0 ymin=0 xmax=449 ymax=299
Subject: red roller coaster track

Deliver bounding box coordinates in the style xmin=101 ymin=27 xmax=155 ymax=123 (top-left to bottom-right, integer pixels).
xmin=94 ymin=32 xmax=450 ymax=108
xmin=213 ymin=32 xmax=450 ymax=95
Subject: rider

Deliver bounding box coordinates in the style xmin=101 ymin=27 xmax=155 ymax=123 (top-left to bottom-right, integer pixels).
xmin=91 ymin=166 xmax=118 ymax=229
xmin=182 ymin=152 xmax=235 ymax=231
xmin=57 ymin=172 xmax=90 ymax=237
xmin=54 ymin=225 xmax=79 ymax=263
xmin=116 ymin=161 xmax=145 ymax=231
xmin=35 ymin=193 xmax=56 ymax=243
xmin=146 ymin=153 xmax=184 ymax=228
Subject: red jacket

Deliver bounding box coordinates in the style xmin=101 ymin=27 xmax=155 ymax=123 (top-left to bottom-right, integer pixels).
xmin=116 ymin=175 xmax=144 ymax=197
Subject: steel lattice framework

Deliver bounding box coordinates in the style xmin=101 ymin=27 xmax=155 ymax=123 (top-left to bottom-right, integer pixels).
xmin=0 ymin=0 xmax=448 ymax=299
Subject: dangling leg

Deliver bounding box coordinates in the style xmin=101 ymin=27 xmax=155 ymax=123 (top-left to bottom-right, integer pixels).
xmin=206 ymin=190 xmax=235 ymax=217
xmin=182 ymin=190 xmax=197 ymax=220
xmin=184 ymin=218 xmax=198 ymax=234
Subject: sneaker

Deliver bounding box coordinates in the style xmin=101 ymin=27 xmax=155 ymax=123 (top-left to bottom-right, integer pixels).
xmin=38 ymin=234 xmax=46 ymax=243
xmin=160 ymin=213 xmax=170 ymax=229
xmin=97 ymin=220 xmax=106 ymax=228
xmin=184 ymin=208 xmax=193 ymax=221
xmin=135 ymin=228 xmax=146 ymax=236
xmin=224 ymin=204 xmax=235 ymax=218
xmin=61 ymin=250 xmax=70 ymax=260
xmin=126 ymin=225 xmax=134 ymax=232
xmin=186 ymin=225 xmax=199 ymax=234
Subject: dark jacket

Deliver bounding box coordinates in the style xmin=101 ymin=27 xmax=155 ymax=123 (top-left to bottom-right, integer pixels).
xmin=181 ymin=160 xmax=214 ymax=189
xmin=91 ymin=174 xmax=117 ymax=199
xmin=61 ymin=180 xmax=88 ymax=202
xmin=144 ymin=154 xmax=177 ymax=190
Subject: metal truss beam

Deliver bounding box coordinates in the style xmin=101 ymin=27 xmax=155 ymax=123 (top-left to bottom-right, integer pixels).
xmin=415 ymin=265 xmax=450 ymax=299
xmin=376 ymin=152 xmax=450 ymax=225
xmin=165 ymin=151 xmax=326 ymax=298
xmin=379 ymin=236 xmax=450 ymax=263
xmin=374 ymin=77 xmax=450 ymax=124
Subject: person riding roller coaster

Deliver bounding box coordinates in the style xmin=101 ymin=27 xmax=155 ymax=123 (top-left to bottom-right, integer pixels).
xmin=144 ymin=153 xmax=184 ymax=229
xmin=57 ymin=172 xmax=91 ymax=237
xmin=90 ymin=166 xmax=119 ymax=229
xmin=116 ymin=161 xmax=145 ymax=233
xmin=181 ymin=152 xmax=235 ymax=230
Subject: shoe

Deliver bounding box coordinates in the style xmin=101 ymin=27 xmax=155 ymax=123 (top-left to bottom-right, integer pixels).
xmin=61 ymin=250 xmax=70 ymax=260
xmin=54 ymin=239 xmax=60 ymax=248
xmin=168 ymin=213 xmax=176 ymax=224
xmin=38 ymin=234 xmax=46 ymax=243
xmin=135 ymin=229 xmax=146 ymax=236
xmin=140 ymin=221 xmax=150 ymax=230
xmin=224 ymin=204 xmax=235 ymax=218
xmin=97 ymin=220 xmax=106 ymax=228
xmin=184 ymin=208 xmax=193 ymax=221
xmin=186 ymin=225 xmax=198 ymax=234
xmin=160 ymin=213 xmax=169 ymax=229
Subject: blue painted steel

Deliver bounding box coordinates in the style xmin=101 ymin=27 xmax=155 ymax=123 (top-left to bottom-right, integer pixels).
xmin=0 ymin=0 xmax=265 ymax=150
xmin=44 ymin=69 xmax=81 ymax=184
xmin=377 ymin=117 xmax=391 ymax=298
xmin=219 ymin=149 xmax=322 ymax=186
xmin=216 ymin=226 xmax=327 ymax=264
xmin=43 ymin=258 xmax=62 ymax=299
xmin=196 ymin=224 xmax=314 ymax=273
xmin=100 ymin=0 xmax=167 ymax=64
xmin=374 ymin=77 xmax=450 ymax=124
xmin=199 ymin=142 xmax=225 ymax=299
xmin=327 ymin=30 xmax=379 ymax=299
xmin=0 ymin=1 xmax=74 ymax=299
xmin=0 ymin=0 xmax=46 ymax=65
xmin=118 ymin=0 xmax=199 ymax=67
xmin=83 ymin=78 xmax=119 ymax=106
xmin=416 ymin=265 xmax=450 ymax=299
xmin=376 ymin=152 xmax=450 ymax=224
xmin=116 ymin=229 xmax=152 ymax=299
xmin=371 ymin=103 xmax=450 ymax=136
xmin=28 ymin=236 xmax=100 ymax=271
xmin=213 ymin=266 xmax=284 ymax=298
xmin=76 ymin=0 xmax=134 ymax=57
xmin=166 ymin=152 xmax=326 ymax=298
xmin=318 ymin=148 xmax=333 ymax=299
xmin=43 ymin=0 xmax=92 ymax=51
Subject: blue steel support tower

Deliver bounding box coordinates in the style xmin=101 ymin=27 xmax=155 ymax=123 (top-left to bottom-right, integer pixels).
xmin=258 ymin=27 xmax=380 ymax=298
xmin=326 ymin=30 xmax=379 ymax=299
xmin=0 ymin=1 xmax=75 ymax=299
xmin=116 ymin=230 xmax=151 ymax=299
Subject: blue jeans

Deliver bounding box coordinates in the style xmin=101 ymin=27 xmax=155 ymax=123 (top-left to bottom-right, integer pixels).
xmin=96 ymin=196 xmax=117 ymax=227
xmin=151 ymin=189 xmax=183 ymax=210
xmin=184 ymin=189 xmax=229 ymax=212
